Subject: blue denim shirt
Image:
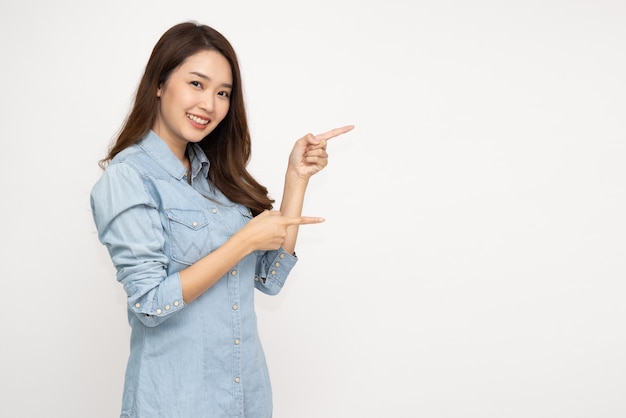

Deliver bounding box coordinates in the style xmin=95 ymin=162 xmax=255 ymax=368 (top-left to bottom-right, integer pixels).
xmin=90 ymin=131 xmax=297 ymax=418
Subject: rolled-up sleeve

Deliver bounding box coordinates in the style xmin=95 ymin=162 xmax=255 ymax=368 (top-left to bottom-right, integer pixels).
xmin=254 ymin=249 xmax=297 ymax=295
xmin=90 ymin=163 xmax=186 ymax=327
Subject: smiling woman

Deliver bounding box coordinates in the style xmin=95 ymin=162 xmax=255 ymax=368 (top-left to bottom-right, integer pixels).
xmin=89 ymin=21 xmax=353 ymax=418
xmin=154 ymin=50 xmax=232 ymax=167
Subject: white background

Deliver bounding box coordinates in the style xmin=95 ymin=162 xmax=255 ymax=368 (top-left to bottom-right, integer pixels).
xmin=1 ymin=1 xmax=625 ymax=417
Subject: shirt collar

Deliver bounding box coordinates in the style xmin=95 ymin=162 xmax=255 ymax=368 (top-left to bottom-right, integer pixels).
xmin=187 ymin=142 xmax=211 ymax=179
xmin=138 ymin=130 xmax=210 ymax=180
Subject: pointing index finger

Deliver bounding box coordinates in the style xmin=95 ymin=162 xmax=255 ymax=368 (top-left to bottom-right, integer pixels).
xmin=314 ymin=125 xmax=354 ymax=142
xmin=286 ymin=216 xmax=326 ymax=226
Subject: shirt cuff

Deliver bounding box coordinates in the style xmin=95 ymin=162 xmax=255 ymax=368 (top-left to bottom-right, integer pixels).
xmin=254 ymin=248 xmax=298 ymax=295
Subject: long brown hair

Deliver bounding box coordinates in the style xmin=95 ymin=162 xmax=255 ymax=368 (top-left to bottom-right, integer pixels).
xmin=100 ymin=21 xmax=273 ymax=215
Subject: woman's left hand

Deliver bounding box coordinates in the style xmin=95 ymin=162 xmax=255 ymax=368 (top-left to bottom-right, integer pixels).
xmin=287 ymin=125 xmax=354 ymax=180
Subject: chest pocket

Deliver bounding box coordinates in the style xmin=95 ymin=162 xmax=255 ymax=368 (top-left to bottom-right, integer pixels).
xmin=165 ymin=208 xmax=212 ymax=266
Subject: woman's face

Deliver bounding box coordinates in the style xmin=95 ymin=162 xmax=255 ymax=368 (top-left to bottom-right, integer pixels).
xmin=154 ymin=49 xmax=232 ymax=154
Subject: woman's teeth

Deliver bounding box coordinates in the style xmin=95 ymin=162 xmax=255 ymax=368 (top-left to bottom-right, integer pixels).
xmin=187 ymin=114 xmax=209 ymax=125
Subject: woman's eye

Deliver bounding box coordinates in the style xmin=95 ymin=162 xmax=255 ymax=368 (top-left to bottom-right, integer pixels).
xmin=218 ymin=91 xmax=230 ymax=98
xmin=190 ymin=81 xmax=202 ymax=88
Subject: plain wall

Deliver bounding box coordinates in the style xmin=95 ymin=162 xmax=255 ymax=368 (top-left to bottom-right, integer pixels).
xmin=1 ymin=1 xmax=625 ymax=417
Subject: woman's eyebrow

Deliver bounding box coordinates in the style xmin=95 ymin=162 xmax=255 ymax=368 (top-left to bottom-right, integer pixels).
xmin=189 ymin=71 xmax=232 ymax=88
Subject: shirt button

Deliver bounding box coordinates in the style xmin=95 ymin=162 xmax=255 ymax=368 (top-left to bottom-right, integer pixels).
xmin=279 ymin=253 xmax=285 ymax=259
xmin=192 ymin=221 xmax=198 ymax=227
xmin=212 ymin=208 xmax=218 ymax=214
xmin=254 ymin=276 xmax=259 ymax=282
xmin=165 ymin=305 xmax=171 ymax=311
xmin=173 ymin=300 xmax=180 ymax=307
xmin=271 ymin=270 xmax=276 ymax=275
xmin=232 ymin=304 xmax=238 ymax=310
xmin=234 ymin=339 xmax=240 ymax=345
xmin=275 ymin=262 xmax=280 ymax=267
xmin=135 ymin=303 xmax=141 ymax=308
xmin=234 ymin=377 xmax=240 ymax=383
xmin=156 ymin=308 xmax=162 ymax=315
xmin=231 ymin=270 xmax=237 ymax=276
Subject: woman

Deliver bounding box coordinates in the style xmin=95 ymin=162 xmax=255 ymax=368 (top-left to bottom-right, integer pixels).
xmin=90 ymin=21 xmax=353 ymax=418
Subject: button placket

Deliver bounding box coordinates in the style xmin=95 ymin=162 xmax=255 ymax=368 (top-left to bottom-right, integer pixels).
xmin=228 ymin=264 xmax=243 ymax=402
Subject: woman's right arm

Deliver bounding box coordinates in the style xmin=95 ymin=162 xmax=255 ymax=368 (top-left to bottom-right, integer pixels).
xmin=91 ymin=163 xmax=323 ymax=317
xmin=91 ymin=163 xmax=184 ymax=327
xmin=179 ymin=210 xmax=323 ymax=303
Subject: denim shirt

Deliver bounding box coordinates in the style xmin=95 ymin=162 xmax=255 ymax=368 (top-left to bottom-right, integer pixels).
xmin=90 ymin=131 xmax=297 ymax=418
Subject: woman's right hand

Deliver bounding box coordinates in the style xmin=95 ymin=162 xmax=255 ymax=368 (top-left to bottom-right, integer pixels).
xmin=240 ymin=210 xmax=324 ymax=252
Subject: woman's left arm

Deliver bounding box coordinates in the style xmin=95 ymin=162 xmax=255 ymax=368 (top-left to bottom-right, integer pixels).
xmin=279 ymin=125 xmax=354 ymax=254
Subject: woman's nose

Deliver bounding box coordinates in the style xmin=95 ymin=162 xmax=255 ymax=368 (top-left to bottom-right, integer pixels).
xmin=199 ymin=94 xmax=214 ymax=112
